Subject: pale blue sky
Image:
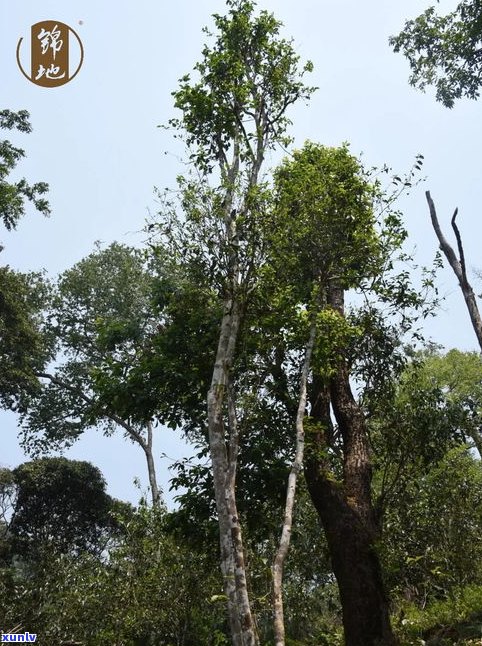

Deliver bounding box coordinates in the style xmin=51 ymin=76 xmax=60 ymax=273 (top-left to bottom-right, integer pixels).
xmin=1 ymin=0 xmax=479 ymax=506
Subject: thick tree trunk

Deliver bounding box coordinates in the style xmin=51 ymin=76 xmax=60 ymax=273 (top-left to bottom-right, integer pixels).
xmin=207 ymin=297 xmax=259 ymax=646
xmin=305 ymin=455 xmax=395 ymax=646
xmin=272 ymin=322 xmax=317 ymax=646
xmin=329 ymin=376 xmax=395 ymax=645
xmin=304 ymin=286 xmax=397 ymax=646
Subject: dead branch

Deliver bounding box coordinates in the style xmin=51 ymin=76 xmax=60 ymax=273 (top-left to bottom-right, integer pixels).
xmin=426 ymin=191 xmax=482 ymax=352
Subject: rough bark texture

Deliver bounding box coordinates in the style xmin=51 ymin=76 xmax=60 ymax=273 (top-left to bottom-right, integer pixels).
xmin=426 ymin=190 xmax=482 ymax=352
xmin=272 ymin=322 xmax=317 ymax=646
xmin=303 ymin=287 xmax=397 ymax=646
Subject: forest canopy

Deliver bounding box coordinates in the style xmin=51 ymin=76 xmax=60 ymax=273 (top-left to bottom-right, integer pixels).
xmin=2 ymin=2 xmax=482 ymax=645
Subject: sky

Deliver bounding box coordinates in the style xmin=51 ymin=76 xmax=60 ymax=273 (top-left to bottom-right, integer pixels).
xmin=1 ymin=0 xmax=480 ymax=507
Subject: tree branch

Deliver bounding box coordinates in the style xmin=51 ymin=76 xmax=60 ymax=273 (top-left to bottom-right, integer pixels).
xmin=426 ymin=191 xmax=482 ymax=351
xmin=451 ymin=207 xmax=468 ymax=284
xmin=35 ymin=372 xmax=147 ymax=449
xmin=426 ymin=191 xmax=462 ymax=279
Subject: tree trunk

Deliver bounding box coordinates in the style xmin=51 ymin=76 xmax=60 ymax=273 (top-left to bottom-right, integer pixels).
xmin=207 ymin=297 xmax=259 ymax=646
xmin=305 ymin=454 xmax=396 ymax=646
xmin=329 ymin=377 xmax=395 ymax=645
xmin=304 ymin=286 xmax=397 ymax=646
xmin=145 ymin=421 xmax=161 ymax=507
xmin=272 ymin=322 xmax=317 ymax=646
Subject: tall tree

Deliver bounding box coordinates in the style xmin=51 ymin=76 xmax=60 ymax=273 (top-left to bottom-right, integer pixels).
xmin=267 ymin=143 xmax=429 ymax=645
xmin=153 ymin=139 xmax=428 ymax=643
xmin=162 ymin=2 xmax=315 ymax=643
xmin=261 ymin=141 xmax=381 ymax=645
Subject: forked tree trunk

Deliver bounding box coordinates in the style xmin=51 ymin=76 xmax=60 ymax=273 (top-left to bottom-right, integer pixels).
xmin=304 ymin=286 xmax=397 ymax=646
xmin=272 ymin=322 xmax=317 ymax=646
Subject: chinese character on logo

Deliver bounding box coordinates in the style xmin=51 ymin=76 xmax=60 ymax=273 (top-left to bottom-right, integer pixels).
xmin=37 ymin=24 xmax=63 ymax=59
xmin=17 ymin=20 xmax=84 ymax=87
xmin=35 ymin=62 xmax=66 ymax=81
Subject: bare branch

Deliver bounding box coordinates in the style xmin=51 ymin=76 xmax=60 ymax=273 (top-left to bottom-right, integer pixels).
xmin=426 ymin=191 xmax=482 ymax=351
xmin=451 ymin=207 xmax=468 ymax=283
xmin=426 ymin=191 xmax=462 ymax=279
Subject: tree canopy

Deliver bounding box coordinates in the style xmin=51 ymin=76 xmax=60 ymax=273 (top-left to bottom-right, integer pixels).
xmin=391 ymin=0 xmax=482 ymax=107
xmin=3 ymin=2 xmax=482 ymax=645
xmin=0 ymin=457 xmax=124 ymax=562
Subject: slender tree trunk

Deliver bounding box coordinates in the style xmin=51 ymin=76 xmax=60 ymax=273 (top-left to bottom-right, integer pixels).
xmin=426 ymin=191 xmax=482 ymax=352
xmin=303 ymin=286 xmax=397 ymax=646
xmin=144 ymin=420 xmax=161 ymax=507
xmin=272 ymin=322 xmax=316 ymax=646
xmin=207 ymin=297 xmax=259 ymax=646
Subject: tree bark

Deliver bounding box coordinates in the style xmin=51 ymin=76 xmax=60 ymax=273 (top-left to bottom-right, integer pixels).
xmin=426 ymin=191 xmax=482 ymax=352
xmin=207 ymin=297 xmax=259 ymax=646
xmin=304 ymin=287 xmax=397 ymax=646
xmin=145 ymin=420 xmax=161 ymax=507
xmin=272 ymin=321 xmax=317 ymax=646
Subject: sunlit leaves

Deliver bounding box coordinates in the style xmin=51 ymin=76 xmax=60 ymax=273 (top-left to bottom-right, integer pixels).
xmin=169 ymin=0 xmax=315 ymax=172
xmin=268 ymin=143 xmax=381 ymax=297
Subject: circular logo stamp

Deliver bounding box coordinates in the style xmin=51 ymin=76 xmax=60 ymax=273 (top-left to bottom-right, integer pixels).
xmin=17 ymin=21 xmax=84 ymax=87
